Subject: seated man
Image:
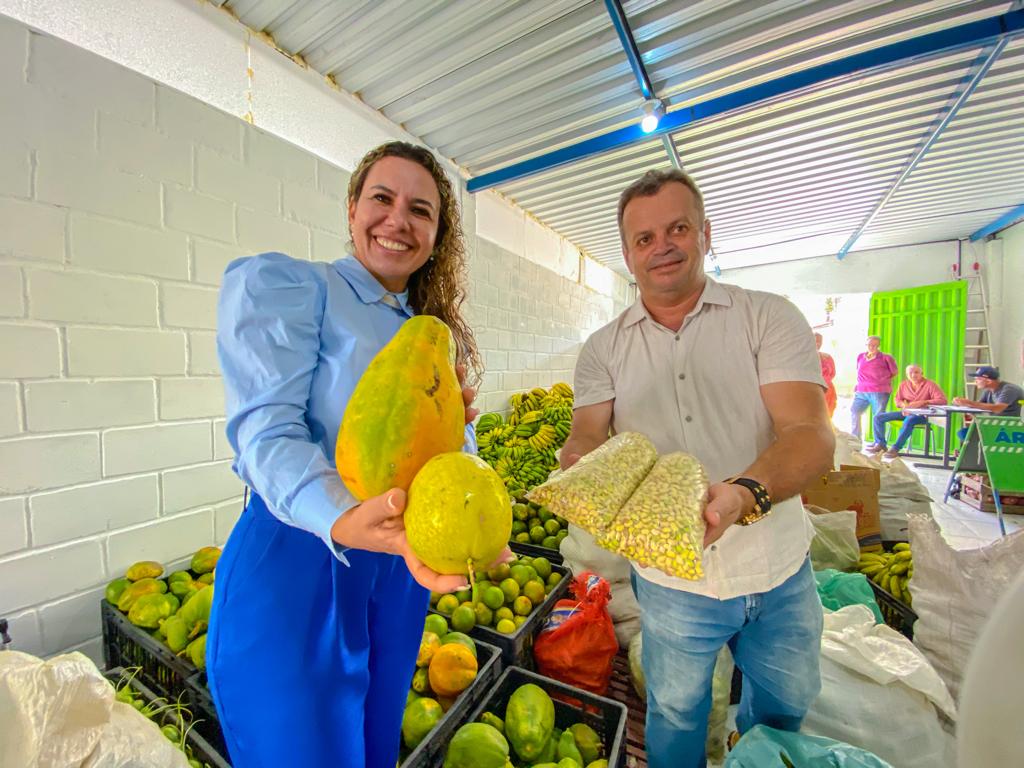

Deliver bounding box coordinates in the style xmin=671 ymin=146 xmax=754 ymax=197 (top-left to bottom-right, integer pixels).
xmin=954 ymin=366 xmax=1024 ymax=441
xmin=867 ymin=364 xmax=946 ymax=458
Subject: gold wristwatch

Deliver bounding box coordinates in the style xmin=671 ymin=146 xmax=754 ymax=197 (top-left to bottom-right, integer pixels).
xmin=727 ymin=477 xmax=772 ymax=525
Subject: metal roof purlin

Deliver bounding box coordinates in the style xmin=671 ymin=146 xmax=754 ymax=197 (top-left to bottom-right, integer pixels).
xmin=836 ymin=38 xmax=1008 ymax=260
xmin=969 ymin=203 xmax=1024 ymax=241
xmin=466 ymin=9 xmax=1024 ymax=194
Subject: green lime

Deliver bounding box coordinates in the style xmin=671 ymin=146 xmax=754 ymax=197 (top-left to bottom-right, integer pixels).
xmin=515 ymin=532 xmax=531 ymax=544
xmin=455 ymin=587 xmax=471 ymax=604
xmin=474 ymin=603 xmax=494 ymax=627
xmin=538 ymin=506 xmax=554 ymax=522
xmin=496 ymin=619 xmax=516 ymax=635
xmin=487 ymin=563 xmax=511 ymax=582
xmin=424 ymin=614 xmax=449 ymax=637
xmin=523 ymin=565 xmax=538 ymax=582
xmin=483 ymin=586 xmax=505 ymax=610
xmin=495 ymin=606 xmax=514 ymax=623
xmin=543 ymin=518 xmax=561 ymax=536
xmin=500 ymin=578 xmax=521 ymax=602
xmin=531 ymin=557 xmax=552 ymax=580
xmin=512 ymin=503 xmax=531 ymax=521
xmin=451 ymin=605 xmax=476 ymax=633
xmin=429 ymin=591 xmax=442 ymax=607
xmin=527 ymin=517 xmax=541 ymax=531
xmin=513 ymin=615 xmax=527 ymax=628
xmin=510 ymin=565 xmax=531 ymax=587
xmin=511 ymin=520 xmax=527 ymax=535
xmin=512 ymin=596 xmax=532 ymax=616
xmin=529 ymin=526 xmax=546 ymax=544
xmin=547 ymin=572 xmax=562 ymax=587
xmin=522 ymin=580 xmax=546 ymax=606
xmin=436 ymin=594 xmax=459 ymax=615
xmin=542 ymin=535 xmax=558 ymax=549
xmin=556 ymin=529 xmax=568 ymax=541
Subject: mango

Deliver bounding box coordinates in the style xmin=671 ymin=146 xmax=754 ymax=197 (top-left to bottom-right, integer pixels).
xmin=128 ymin=593 xmax=174 ymax=628
xmin=105 ymin=577 xmax=131 ymax=605
xmin=126 ymin=560 xmax=164 ymax=581
xmin=190 ymin=546 xmax=221 ymax=575
xmin=116 ymin=578 xmax=166 ymax=612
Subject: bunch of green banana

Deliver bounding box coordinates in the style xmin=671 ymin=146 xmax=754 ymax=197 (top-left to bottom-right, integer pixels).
xmin=474 ymin=383 xmax=575 ymax=494
xmin=857 ymin=543 xmax=913 ymax=606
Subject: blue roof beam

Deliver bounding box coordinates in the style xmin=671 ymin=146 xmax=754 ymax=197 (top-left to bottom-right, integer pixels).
xmin=969 ymin=203 xmax=1024 ymax=241
xmin=836 ymin=38 xmax=1007 ymax=259
xmin=467 ymin=9 xmax=1024 ymax=193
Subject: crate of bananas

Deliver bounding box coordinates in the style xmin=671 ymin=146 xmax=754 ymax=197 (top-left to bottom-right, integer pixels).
xmin=857 ymin=543 xmax=918 ymax=638
xmin=475 ymin=383 xmax=574 ymax=498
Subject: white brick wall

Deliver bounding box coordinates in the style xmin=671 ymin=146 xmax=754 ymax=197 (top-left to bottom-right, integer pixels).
xmin=0 ymin=18 xmax=627 ymax=661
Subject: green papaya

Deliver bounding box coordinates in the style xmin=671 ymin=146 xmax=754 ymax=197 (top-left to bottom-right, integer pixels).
xmin=479 ymin=711 xmax=505 ymax=735
xmin=412 ymin=668 xmax=431 ymax=695
xmin=197 ymin=571 xmax=215 ymax=585
xmin=128 ymin=593 xmax=174 ymax=628
xmin=168 ymin=570 xmax=192 ymax=585
xmin=187 ymin=634 xmax=207 ymax=670
xmin=163 ymin=616 xmax=190 ymax=653
xmin=535 ymin=733 xmax=558 ymax=764
xmin=585 ymin=761 xmax=608 ymax=768
xmin=190 ymin=546 xmax=221 ymax=575
xmin=402 ymin=697 xmax=443 ymax=750
xmin=440 ymin=632 xmax=476 ymax=657
xmin=179 ymin=584 xmax=213 ymax=633
xmin=105 ymin=577 xmax=131 ymax=605
xmin=169 ymin=579 xmax=196 ymax=598
xmin=557 ymin=731 xmax=583 ymax=765
xmin=569 ymin=724 xmax=602 ymax=764
xmin=557 ymin=759 xmax=580 ymax=768
xmin=163 ymin=593 xmax=180 ymax=614
xmin=116 ymin=578 xmax=166 ymax=612
xmin=443 ymin=722 xmax=510 ymax=768
xmin=505 ymin=683 xmax=555 ymax=761
xmin=126 ymin=560 xmax=164 ymax=581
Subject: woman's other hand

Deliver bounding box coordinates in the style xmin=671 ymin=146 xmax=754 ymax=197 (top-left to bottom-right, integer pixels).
xmin=456 ymin=363 xmax=478 ymax=424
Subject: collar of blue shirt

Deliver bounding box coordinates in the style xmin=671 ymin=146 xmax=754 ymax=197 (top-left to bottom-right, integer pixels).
xmin=333 ymin=256 xmax=414 ymax=317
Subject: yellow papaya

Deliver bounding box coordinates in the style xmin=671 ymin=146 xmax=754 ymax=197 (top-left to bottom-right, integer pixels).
xmin=128 ymin=593 xmax=174 ymax=628
xmin=336 ymin=315 xmax=465 ymax=501
xmin=126 ymin=561 xmax=163 ymax=581
xmin=190 ymin=546 xmax=221 ymax=575
xmin=116 ymin=578 xmax=166 ymax=612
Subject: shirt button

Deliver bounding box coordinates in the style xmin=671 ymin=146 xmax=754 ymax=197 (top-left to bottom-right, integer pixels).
xmin=710 ymin=545 xmax=717 ymax=552
xmin=678 ymin=373 xmax=686 ymax=380
xmin=674 ymin=334 xmax=680 ymax=341
xmin=685 ymin=415 xmax=693 ymax=423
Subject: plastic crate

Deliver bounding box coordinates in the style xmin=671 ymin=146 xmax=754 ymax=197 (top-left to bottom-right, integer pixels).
xmin=506 ymin=539 xmax=564 ymax=565
xmin=101 ymin=599 xmax=198 ymax=701
xmin=401 ymin=638 xmax=503 ymax=767
xmin=869 ymin=580 xmax=917 ymax=640
xmin=427 ymin=665 xmax=628 ymax=768
xmin=430 ymin=555 xmax=572 ymax=669
xmin=105 ymin=667 xmax=231 ymax=768
xmin=184 ymin=672 xmax=229 ymax=758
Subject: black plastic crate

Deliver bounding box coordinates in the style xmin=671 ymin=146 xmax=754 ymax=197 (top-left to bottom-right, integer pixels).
xmin=427 ymin=665 xmax=628 ymax=768
xmin=101 ymin=599 xmax=198 ymax=701
xmin=506 ymin=538 xmax=565 ymax=565
xmin=184 ymin=672 xmax=228 ymax=759
xmin=430 ymin=553 xmax=572 ymax=669
xmin=105 ymin=667 xmax=230 ymax=768
xmin=869 ymin=581 xmax=917 ymax=640
xmin=401 ymin=638 xmax=503 ymax=767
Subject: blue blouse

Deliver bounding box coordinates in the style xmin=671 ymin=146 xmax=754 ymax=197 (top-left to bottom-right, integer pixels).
xmin=217 ymin=252 xmax=475 ymax=562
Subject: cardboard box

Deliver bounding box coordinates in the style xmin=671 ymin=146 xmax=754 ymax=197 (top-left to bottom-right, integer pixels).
xmin=802 ymin=465 xmax=882 ymax=551
xmin=959 ymin=473 xmax=1024 ymax=514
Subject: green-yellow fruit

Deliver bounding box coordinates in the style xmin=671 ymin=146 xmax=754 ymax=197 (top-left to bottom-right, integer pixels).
xmin=105 ymin=577 xmax=131 ymax=605
xmin=443 ymin=722 xmax=510 ymax=768
xmin=336 ymin=315 xmax=465 ymax=501
xmin=404 ymin=453 xmax=512 ymax=575
xmin=187 ymin=634 xmax=207 ymax=670
xmin=116 ymin=578 xmax=166 ymax=612
xmin=128 ymin=593 xmax=173 ymax=629
xmin=126 ymin=561 xmax=163 ymax=581
xmin=569 ymin=724 xmax=602 ymax=763
xmin=190 ymin=546 xmax=221 ymax=575
xmin=167 ymin=570 xmax=192 ymax=584
xmin=403 ymin=697 xmax=444 ymax=750
xmin=163 ymin=616 xmax=190 ymax=653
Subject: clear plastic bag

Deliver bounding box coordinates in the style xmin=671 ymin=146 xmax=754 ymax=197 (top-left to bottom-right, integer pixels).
xmin=807 ymin=507 xmax=859 ymax=572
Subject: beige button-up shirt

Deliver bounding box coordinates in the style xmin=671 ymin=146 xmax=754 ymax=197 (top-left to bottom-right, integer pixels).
xmin=574 ymin=278 xmax=824 ymax=600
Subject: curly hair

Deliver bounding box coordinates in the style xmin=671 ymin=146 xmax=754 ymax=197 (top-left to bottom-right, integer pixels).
xmin=347 ymin=142 xmax=482 ymax=384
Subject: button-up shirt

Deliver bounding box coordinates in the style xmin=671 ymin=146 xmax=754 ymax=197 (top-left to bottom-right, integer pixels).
xmin=217 ymin=252 xmax=475 ymax=561
xmin=573 ymin=278 xmax=824 ymax=599
xmin=894 ymin=378 xmax=946 ymax=408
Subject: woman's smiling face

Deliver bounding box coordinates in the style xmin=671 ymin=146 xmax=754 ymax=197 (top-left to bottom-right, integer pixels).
xmin=347 ymin=156 xmax=441 ymax=292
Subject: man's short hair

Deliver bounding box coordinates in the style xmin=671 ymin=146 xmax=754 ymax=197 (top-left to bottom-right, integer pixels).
xmin=867 ymin=335 xmax=882 ymax=343
xmin=618 ymin=169 xmax=705 ymax=243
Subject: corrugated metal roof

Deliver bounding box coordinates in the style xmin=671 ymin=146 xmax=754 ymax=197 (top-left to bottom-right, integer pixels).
xmin=217 ymin=0 xmax=1021 ymax=273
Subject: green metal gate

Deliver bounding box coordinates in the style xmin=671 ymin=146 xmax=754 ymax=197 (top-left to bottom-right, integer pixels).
xmin=868 ymin=281 xmax=966 ymax=449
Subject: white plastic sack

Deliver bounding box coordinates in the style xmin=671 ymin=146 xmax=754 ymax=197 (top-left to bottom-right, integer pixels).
xmin=909 ymin=512 xmax=1024 ymax=701
xmin=0 ymin=651 xmax=189 ymax=768
xmin=807 ymin=506 xmax=860 ymax=571
xmin=832 ymin=429 xmax=863 ymax=468
xmin=560 ymin=524 xmax=642 ymax=646
xmin=801 ymin=604 xmax=956 ymax=768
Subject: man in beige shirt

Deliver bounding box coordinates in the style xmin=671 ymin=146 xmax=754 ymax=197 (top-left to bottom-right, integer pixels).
xmin=563 ymin=169 xmax=834 ymax=768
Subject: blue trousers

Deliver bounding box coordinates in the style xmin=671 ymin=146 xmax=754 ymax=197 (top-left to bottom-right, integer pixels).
xmin=872 ymin=411 xmax=926 ymax=450
xmin=207 ymin=493 xmax=427 ymax=768
xmin=851 ymin=392 xmax=890 ymax=439
xmin=634 ymin=558 xmax=822 ymax=768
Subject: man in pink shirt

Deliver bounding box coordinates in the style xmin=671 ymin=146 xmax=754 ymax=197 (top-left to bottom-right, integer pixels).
xmin=867 ymin=364 xmax=947 ymax=458
xmin=851 ymin=336 xmax=898 ymax=440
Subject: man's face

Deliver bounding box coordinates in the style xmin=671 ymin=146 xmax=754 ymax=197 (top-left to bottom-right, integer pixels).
xmin=867 ymin=338 xmax=880 ymax=354
xmin=907 ymin=366 xmax=923 ymax=384
xmin=621 ymin=182 xmax=710 ymax=298
xmin=975 ymin=375 xmax=998 ymax=391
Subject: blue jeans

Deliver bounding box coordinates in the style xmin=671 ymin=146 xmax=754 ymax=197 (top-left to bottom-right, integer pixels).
xmin=851 ymin=391 xmax=890 ymax=438
xmin=633 ymin=558 xmax=822 ymax=768
xmin=872 ymin=411 xmax=926 ymax=450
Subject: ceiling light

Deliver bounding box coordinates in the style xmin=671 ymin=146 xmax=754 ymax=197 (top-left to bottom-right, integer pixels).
xmin=640 ymin=99 xmax=665 ymax=133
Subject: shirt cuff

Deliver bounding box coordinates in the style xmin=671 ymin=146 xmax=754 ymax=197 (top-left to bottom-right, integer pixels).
xmin=291 ymin=477 xmax=357 ymax=565
xmin=462 ymin=422 xmax=478 ymax=455
xmin=573 ymin=389 xmax=615 ymax=409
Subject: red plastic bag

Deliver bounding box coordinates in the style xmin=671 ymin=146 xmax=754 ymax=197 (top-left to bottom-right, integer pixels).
xmin=533 ymin=572 xmax=619 ymax=695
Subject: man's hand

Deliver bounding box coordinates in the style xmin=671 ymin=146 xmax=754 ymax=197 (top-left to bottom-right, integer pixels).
xmin=561 ymin=452 xmax=582 ymax=470
xmin=952 ymin=396 xmax=968 ymax=406
xmin=456 ymin=364 xmax=478 ymax=425
xmin=702 ymin=482 xmax=754 ymax=548
xmin=331 ymin=488 xmax=512 ymax=593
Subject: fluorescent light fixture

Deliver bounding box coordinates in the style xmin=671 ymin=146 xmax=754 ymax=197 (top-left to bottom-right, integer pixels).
xmin=640 ymin=99 xmax=665 ymax=133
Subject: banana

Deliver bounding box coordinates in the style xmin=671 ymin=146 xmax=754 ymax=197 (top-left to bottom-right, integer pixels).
xmin=892 ymin=543 xmax=910 ymax=552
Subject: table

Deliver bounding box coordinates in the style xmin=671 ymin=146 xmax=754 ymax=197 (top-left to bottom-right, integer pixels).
xmin=928 ymin=405 xmax=990 ymax=470
xmin=900 ymin=407 xmax=943 ymax=466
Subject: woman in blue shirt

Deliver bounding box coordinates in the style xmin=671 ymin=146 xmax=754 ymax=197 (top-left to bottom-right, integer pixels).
xmin=209 ymin=142 xmax=485 ymax=767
